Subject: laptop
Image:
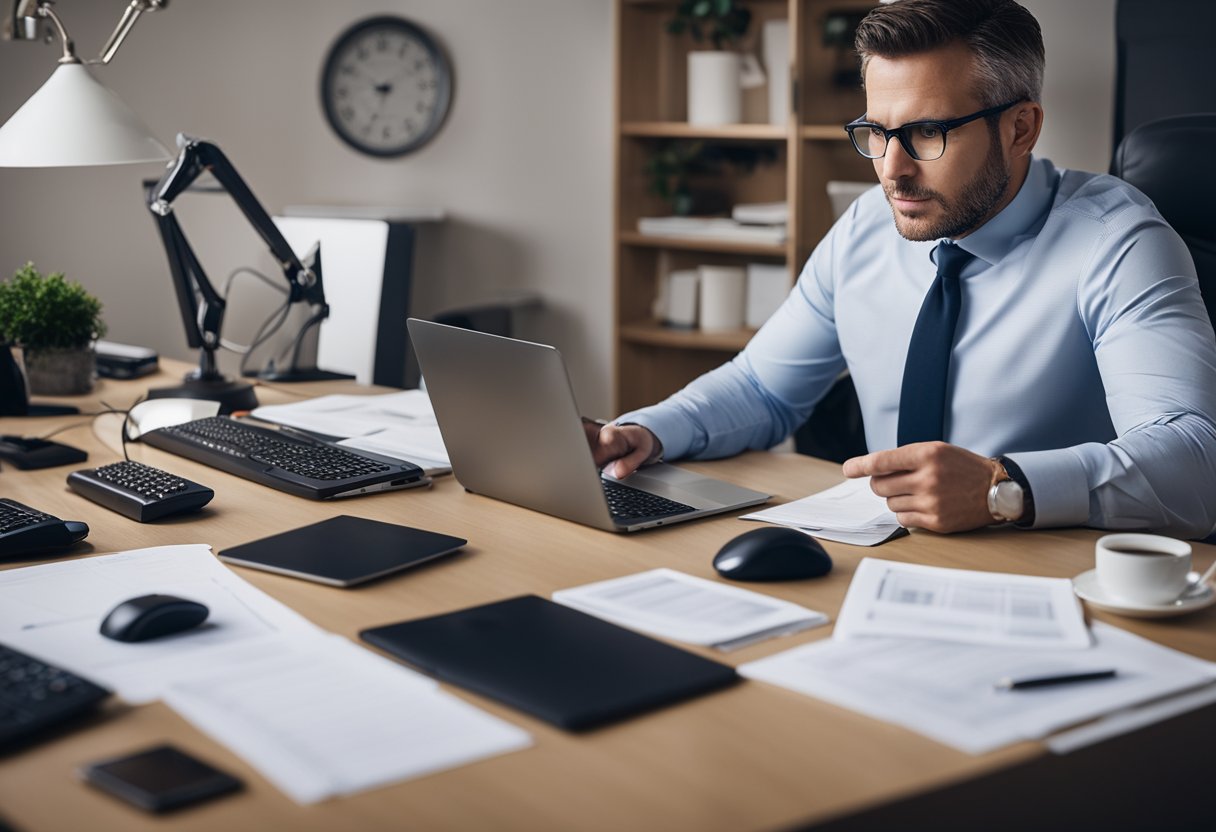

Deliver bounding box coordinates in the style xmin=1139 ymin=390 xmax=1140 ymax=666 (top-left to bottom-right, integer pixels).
xmin=407 ymin=319 xmax=770 ymax=532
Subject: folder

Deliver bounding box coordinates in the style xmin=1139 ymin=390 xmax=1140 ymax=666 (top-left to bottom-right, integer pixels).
xmin=360 ymin=595 xmax=738 ymax=731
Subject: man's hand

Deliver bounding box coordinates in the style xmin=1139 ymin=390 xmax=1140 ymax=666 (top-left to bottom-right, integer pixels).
xmin=842 ymin=442 xmax=1003 ymax=533
xmin=584 ymin=421 xmax=661 ymax=479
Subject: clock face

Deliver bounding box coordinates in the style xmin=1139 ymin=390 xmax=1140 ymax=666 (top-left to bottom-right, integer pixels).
xmin=320 ymin=16 xmax=453 ymax=157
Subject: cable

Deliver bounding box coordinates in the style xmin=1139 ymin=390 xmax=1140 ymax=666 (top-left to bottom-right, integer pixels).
xmin=36 ymin=410 xmax=125 ymax=441
xmin=238 ymin=294 xmax=294 ymax=377
xmin=219 ymin=266 xmax=289 ymax=354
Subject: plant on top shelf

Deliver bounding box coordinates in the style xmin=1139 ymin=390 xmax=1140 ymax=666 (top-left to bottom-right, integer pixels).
xmin=646 ymin=140 xmax=778 ymax=216
xmin=0 ymin=261 xmax=106 ymax=395
xmin=667 ymin=1 xmax=754 ymax=126
xmin=667 ymin=0 xmax=752 ymax=50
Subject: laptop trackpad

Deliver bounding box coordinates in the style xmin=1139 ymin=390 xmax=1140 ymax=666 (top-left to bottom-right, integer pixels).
xmin=619 ymin=464 xmax=746 ymax=508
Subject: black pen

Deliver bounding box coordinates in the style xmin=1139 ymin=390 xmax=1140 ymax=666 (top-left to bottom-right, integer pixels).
xmin=994 ymin=669 xmax=1118 ymax=691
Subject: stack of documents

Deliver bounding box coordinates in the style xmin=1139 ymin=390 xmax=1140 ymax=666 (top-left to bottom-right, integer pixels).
xmin=553 ymin=568 xmax=828 ymax=651
xmin=252 ymin=391 xmax=451 ymax=474
xmin=0 ymin=547 xmax=530 ymax=803
xmin=731 ymin=201 xmax=788 ymax=226
xmin=741 ymin=477 xmax=905 ymax=546
xmin=637 ymin=216 xmax=787 ymax=245
xmin=740 ymin=558 xmax=1216 ymax=754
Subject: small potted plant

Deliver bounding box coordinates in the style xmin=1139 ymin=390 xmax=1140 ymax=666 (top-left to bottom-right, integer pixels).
xmin=668 ymin=0 xmax=752 ymax=125
xmin=0 ymin=262 xmax=106 ymax=396
xmin=646 ymin=140 xmax=778 ymax=215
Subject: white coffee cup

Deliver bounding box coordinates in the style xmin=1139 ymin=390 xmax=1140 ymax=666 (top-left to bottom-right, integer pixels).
xmin=1095 ymin=533 xmax=1192 ymax=605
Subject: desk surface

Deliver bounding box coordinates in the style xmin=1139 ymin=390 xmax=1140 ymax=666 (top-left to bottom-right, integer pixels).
xmin=2 ymin=364 xmax=1213 ymax=832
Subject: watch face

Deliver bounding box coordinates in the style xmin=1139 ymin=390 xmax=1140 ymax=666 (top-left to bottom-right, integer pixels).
xmin=320 ymin=16 xmax=453 ymax=157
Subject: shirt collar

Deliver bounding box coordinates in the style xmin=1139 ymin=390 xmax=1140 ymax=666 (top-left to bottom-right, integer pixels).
xmin=950 ymin=156 xmax=1054 ymax=267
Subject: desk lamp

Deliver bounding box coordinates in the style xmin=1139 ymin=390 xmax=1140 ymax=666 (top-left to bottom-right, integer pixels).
xmin=0 ymin=1 xmax=169 ymax=415
xmin=1 ymin=1 xmax=351 ymax=415
xmin=144 ymin=135 xmax=353 ymax=413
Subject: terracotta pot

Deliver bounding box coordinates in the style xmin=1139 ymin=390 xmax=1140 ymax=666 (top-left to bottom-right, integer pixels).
xmin=23 ymin=346 xmax=95 ymax=395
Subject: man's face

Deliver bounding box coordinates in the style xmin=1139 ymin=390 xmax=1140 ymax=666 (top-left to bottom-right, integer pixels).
xmin=863 ymin=44 xmax=1011 ymax=241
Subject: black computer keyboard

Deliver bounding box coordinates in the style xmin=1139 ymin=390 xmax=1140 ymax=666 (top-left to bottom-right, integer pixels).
xmin=140 ymin=416 xmax=427 ymax=500
xmin=0 ymin=498 xmax=89 ymax=559
xmin=67 ymin=460 xmax=215 ymax=522
xmin=0 ymin=642 xmax=110 ymax=748
xmin=602 ymin=479 xmax=694 ymax=523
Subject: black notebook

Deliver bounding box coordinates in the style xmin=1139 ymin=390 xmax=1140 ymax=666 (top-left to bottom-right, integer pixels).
xmin=218 ymin=515 xmax=466 ymax=587
xmin=360 ymin=595 xmax=738 ymax=731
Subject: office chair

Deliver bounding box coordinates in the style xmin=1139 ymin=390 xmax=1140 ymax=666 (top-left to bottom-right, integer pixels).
xmin=793 ymin=373 xmax=868 ymax=464
xmin=1112 ymin=0 xmax=1216 ymax=153
xmin=1111 ymin=113 xmax=1216 ymax=328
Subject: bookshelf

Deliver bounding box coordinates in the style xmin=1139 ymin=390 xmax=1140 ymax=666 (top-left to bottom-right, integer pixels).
xmin=613 ymin=0 xmax=876 ymax=413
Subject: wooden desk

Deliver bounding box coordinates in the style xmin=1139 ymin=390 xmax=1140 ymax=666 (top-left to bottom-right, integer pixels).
xmin=2 ymin=364 xmax=1213 ymax=831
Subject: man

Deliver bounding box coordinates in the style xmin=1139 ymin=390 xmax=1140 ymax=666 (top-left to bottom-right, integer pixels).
xmin=589 ymin=0 xmax=1216 ymax=539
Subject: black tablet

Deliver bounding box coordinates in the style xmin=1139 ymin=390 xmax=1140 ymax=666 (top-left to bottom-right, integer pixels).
xmin=218 ymin=515 xmax=466 ymax=587
xmin=361 ymin=595 xmax=739 ymax=731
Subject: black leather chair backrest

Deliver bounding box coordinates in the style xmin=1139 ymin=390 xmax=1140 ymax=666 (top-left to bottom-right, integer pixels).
xmin=1111 ymin=113 xmax=1216 ymax=328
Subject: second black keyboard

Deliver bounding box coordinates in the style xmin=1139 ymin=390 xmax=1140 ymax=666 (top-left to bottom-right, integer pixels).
xmin=68 ymin=460 xmax=215 ymax=522
xmin=140 ymin=417 xmax=427 ymax=500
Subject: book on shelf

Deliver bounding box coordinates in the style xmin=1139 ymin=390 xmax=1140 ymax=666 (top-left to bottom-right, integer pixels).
xmin=637 ymin=216 xmax=786 ymax=245
xmin=731 ymin=201 xmax=788 ymax=226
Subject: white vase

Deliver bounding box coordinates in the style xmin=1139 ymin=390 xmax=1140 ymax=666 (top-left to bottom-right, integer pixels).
xmin=698 ymin=265 xmax=747 ymax=331
xmin=688 ymin=51 xmax=741 ymax=126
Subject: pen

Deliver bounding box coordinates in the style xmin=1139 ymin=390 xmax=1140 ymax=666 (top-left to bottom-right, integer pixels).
xmin=994 ymin=669 xmax=1118 ymax=691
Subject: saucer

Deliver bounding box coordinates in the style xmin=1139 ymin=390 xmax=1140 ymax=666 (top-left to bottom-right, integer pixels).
xmin=1073 ymin=570 xmax=1216 ymax=618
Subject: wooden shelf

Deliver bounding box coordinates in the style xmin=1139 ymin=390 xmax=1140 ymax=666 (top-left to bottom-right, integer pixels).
xmin=619 ymin=230 xmax=786 ymax=257
xmin=621 ymin=121 xmax=787 ymax=141
xmin=613 ymin=0 xmax=878 ymax=412
xmin=800 ymin=125 xmax=852 ymax=141
xmin=620 ymin=321 xmax=754 ymax=352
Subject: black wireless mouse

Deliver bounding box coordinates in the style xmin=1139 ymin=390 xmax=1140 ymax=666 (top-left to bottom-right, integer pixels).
xmin=712 ymin=527 xmax=833 ymax=581
xmin=99 ymin=594 xmax=210 ymax=642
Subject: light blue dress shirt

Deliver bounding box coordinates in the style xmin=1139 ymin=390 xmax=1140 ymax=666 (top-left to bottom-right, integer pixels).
xmin=619 ymin=157 xmax=1216 ymax=539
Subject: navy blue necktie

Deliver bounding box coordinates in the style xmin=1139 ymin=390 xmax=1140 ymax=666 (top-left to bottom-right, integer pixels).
xmin=897 ymin=242 xmax=974 ymax=446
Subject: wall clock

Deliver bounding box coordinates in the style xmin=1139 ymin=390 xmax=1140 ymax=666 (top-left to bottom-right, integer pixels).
xmin=320 ymin=16 xmax=453 ymax=157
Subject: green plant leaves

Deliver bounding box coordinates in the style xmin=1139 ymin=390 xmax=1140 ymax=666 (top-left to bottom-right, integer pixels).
xmin=669 ymin=0 xmax=752 ymax=50
xmin=0 ymin=262 xmax=107 ymax=350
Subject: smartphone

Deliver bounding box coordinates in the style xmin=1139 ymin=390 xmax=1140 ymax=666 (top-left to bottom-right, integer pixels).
xmin=79 ymin=744 xmax=243 ymax=813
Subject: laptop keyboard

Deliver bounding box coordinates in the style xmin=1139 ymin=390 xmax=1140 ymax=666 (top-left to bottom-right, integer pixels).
xmin=602 ymin=479 xmax=694 ymax=523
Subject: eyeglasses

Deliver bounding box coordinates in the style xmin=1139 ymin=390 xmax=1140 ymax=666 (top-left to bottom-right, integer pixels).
xmin=844 ymin=100 xmax=1021 ymax=161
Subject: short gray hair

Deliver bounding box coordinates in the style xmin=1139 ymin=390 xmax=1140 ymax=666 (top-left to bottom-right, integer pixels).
xmin=854 ymin=0 xmax=1044 ymax=107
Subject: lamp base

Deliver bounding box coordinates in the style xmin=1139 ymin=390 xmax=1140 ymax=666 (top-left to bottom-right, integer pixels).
xmin=253 ymin=366 xmax=355 ymax=383
xmin=147 ymin=376 xmax=258 ymax=415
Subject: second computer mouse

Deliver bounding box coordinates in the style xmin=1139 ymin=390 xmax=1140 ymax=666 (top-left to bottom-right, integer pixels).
xmin=712 ymin=527 xmax=833 ymax=581
xmin=99 ymin=594 xmax=210 ymax=643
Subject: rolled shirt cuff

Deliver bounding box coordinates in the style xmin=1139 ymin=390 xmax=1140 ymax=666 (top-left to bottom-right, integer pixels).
xmin=1002 ymin=448 xmax=1091 ymax=529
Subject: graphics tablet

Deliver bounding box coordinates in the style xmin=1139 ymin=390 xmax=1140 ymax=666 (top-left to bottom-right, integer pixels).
xmin=360 ymin=595 xmax=739 ymax=730
xmin=219 ymin=515 xmax=466 ymax=587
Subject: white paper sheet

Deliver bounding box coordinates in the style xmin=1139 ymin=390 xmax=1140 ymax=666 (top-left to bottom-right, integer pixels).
xmin=835 ymin=558 xmax=1092 ymax=649
xmin=252 ymin=391 xmax=451 ymax=474
xmin=741 ymin=478 xmax=904 ymax=546
xmin=165 ymin=635 xmax=532 ymax=804
xmin=553 ymin=568 xmax=828 ymax=651
xmin=0 ymin=545 xmax=323 ymax=703
xmin=739 ymin=622 xmax=1216 ymax=755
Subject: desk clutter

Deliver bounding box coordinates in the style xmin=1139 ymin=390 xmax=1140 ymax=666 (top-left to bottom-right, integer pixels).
xmin=2 ymin=379 xmax=1215 ymax=824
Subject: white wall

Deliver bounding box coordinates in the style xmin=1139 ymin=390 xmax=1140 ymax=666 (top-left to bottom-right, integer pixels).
xmin=0 ymin=1 xmax=1114 ymax=417
xmin=0 ymin=0 xmax=616 ymax=414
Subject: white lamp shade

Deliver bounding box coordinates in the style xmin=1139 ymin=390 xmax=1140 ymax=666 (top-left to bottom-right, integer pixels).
xmin=0 ymin=63 xmax=170 ymax=167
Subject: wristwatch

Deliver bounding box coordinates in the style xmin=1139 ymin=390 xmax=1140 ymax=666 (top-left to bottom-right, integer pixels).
xmin=987 ymin=457 xmax=1035 ymax=526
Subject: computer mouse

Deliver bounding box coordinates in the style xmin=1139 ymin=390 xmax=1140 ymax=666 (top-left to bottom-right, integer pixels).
xmin=99 ymin=594 xmax=210 ymax=643
xmin=712 ymin=527 xmax=833 ymax=581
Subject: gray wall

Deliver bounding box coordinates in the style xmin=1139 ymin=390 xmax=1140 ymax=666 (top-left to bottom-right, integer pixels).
xmin=0 ymin=0 xmax=1114 ymax=417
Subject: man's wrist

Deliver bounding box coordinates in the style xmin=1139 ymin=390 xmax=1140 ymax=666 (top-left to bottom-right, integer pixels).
xmin=616 ymin=421 xmax=664 ymax=464
xmin=989 ymin=456 xmax=1036 ymax=526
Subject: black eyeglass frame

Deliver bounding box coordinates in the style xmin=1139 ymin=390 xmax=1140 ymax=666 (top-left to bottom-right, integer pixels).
xmin=844 ymin=99 xmax=1022 ymax=161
